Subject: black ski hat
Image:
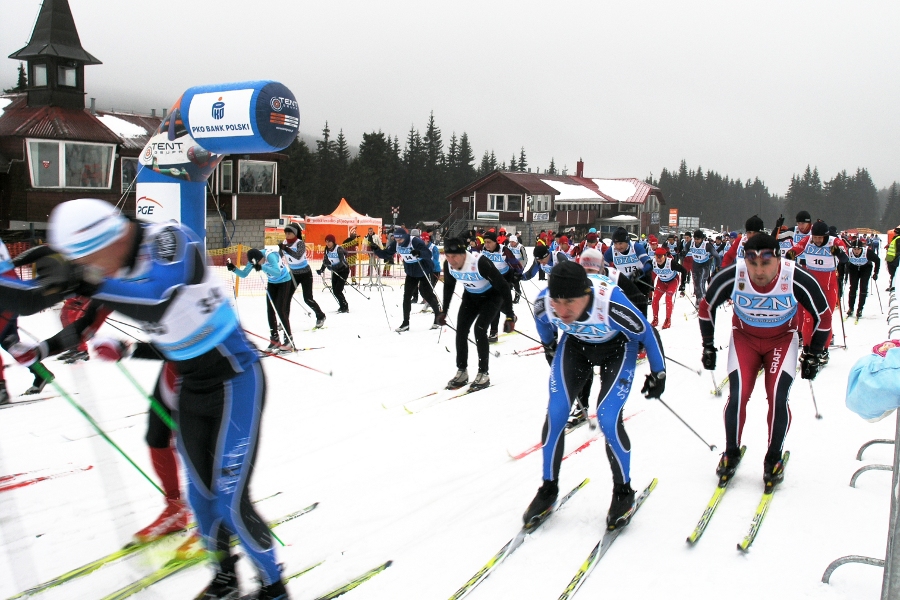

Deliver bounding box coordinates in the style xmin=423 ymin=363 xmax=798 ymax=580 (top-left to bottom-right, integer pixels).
xmin=284 ymin=223 xmax=301 ymax=237
xmin=796 ymin=210 xmax=812 ymax=223
xmin=443 ymin=238 xmax=467 ymax=255
xmin=483 ymin=230 xmax=498 ymax=242
xmin=693 ymin=229 xmax=705 ymax=239
xmin=611 ymin=228 xmax=629 ymax=243
xmin=811 ymin=220 xmax=829 ymax=237
xmin=548 ymin=261 xmax=591 ymax=299
xmin=743 ymin=232 xmax=779 ymax=254
xmin=247 ymin=248 xmax=264 ymax=264
xmin=533 ymin=245 xmax=550 ymax=259
xmin=745 ymin=215 xmax=764 ymax=233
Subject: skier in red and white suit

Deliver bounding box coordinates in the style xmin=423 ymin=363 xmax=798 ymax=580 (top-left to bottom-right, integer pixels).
xmin=788 ymin=219 xmax=847 ymax=357
xmin=698 ymin=233 xmax=831 ymax=485
xmin=649 ymin=247 xmax=686 ymax=329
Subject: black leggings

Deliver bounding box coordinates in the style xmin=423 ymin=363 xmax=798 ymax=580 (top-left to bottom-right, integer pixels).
xmin=329 ymin=267 xmax=349 ymax=310
xmin=847 ymin=264 xmax=873 ymax=314
xmin=265 ymin=281 xmax=292 ymax=340
xmin=402 ymin=275 xmax=439 ymax=323
xmin=291 ymin=269 xmax=325 ymax=320
xmin=490 ymin=270 xmax=515 ymax=334
xmin=456 ymin=291 xmax=503 ymax=373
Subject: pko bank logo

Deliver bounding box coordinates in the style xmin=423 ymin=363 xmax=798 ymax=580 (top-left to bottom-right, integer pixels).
xmin=212 ymin=98 xmax=225 ymax=120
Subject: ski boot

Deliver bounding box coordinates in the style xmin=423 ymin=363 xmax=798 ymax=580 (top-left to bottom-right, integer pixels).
xmin=23 ymin=372 xmax=49 ymax=395
xmin=606 ymin=482 xmax=636 ymax=530
xmin=0 ymin=381 xmax=8 ymax=405
xmin=819 ymin=348 xmax=830 ymax=366
xmin=523 ymin=479 xmax=559 ymax=529
xmin=252 ymin=579 xmax=290 ymax=600
xmin=395 ymin=322 xmax=410 ymax=333
xmin=513 ymin=291 xmax=521 ymax=304
xmin=763 ymin=455 xmax=785 ymax=488
xmin=430 ymin=321 xmax=441 ymax=330
xmin=266 ymin=339 xmax=280 ymax=352
xmin=662 ymin=317 xmax=672 ymax=330
xmin=446 ymin=369 xmax=468 ymax=390
xmin=715 ymin=448 xmax=742 ymax=484
xmin=469 ymin=371 xmax=490 ymax=391
xmin=194 ymin=554 xmax=239 ymax=599
xmin=133 ymin=498 xmax=190 ymax=544
xmin=315 ymin=315 xmax=326 ymax=329
xmin=63 ymin=350 xmax=89 ymax=364
xmin=487 ymin=330 xmax=499 ymax=344
xmin=856 ymin=309 xmax=862 ymax=320
xmin=651 ymin=315 xmax=659 ymax=327
xmin=337 ymin=304 xmax=349 ymax=314
xmin=566 ymin=405 xmax=588 ymax=430
xmin=174 ymin=532 xmax=204 ymax=562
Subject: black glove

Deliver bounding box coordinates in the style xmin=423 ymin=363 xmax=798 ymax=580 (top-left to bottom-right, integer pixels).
xmin=436 ymin=312 xmax=447 ymax=326
xmin=629 ymin=269 xmax=642 ymax=281
xmin=873 ymin=272 xmax=878 ymax=280
xmin=543 ymin=339 xmax=558 ymax=366
xmin=701 ymin=344 xmax=717 ymax=370
xmin=411 ymin=249 xmax=421 ymax=257
xmin=226 ymin=261 xmax=236 ymax=272
xmin=252 ymin=261 xmax=262 ymax=272
xmin=774 ymin=215 xmax=785 ymax=231
xmin=641 ymin=372 xmax=666 ymax=399
xmin=800 ymin=347 xmax=820 ymax=380
xmin=317 ymin=268 xmax=324 ymax=275
xmin=503 ymin=314 xmax=517 ymax=333
xmin=35 ymin=254 xmax=84 ymax=296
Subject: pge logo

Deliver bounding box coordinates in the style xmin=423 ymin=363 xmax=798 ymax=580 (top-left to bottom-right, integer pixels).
xmin=137 ymin=196 xmax=162 ymax=216
xmin=270 ymin=97 xmax=283 ymax=112
xmin=211 ymin=97 xmax=225 ymax=120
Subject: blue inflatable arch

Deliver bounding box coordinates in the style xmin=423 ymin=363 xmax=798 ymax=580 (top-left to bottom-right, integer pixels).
xmin=135 ymin=80 xmax=300 ymax=242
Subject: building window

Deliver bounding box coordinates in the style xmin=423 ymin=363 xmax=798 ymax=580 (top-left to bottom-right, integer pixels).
xmin=121 ymin=157 xmax=138 ymax=192
xmin=488 ymin=194 xmax=505 ymax=211
xmin=531 ymin=194 xmax=550 ymax=212
xmin=238 ymin=160 xmax=275 ymax=194
xmin=26 ymin=139 xmax=115 ymax=189
xmin=507 ymin=195 xmax=522 ymax=212
xmin=57 ymin=65 xmax=76 ymax=87
xmin=32 ymin=64 xmax=47 ymax=87
xmin=220 ymin=160 xmax=233 ymax=193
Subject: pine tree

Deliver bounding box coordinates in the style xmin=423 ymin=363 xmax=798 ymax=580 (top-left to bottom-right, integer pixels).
xmin=518 ymin=147 xmax=528 ymax=172
xmin=3 ymin=62 xmax=27 ymax=93
xmin=315 ymin=122 xmax=339 ymax=214
xmin=883 ymin=183 xmax=900 ymax=231
xmin=457 ymin=133 xmax=476 ymax=179
xmin=478 ymin=151 xmax=493 ymax=177
xmin=509 ymin=155 xmax=517 ymax=172
xmin=547 ymin=158 xmax=557 ymax=175
xmin=280 ymin=138 xmax=317 ymax=216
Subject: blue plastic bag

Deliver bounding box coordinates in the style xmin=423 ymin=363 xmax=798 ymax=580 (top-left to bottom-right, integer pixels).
xmin=846 ymin=344 xmax=900 ymax=422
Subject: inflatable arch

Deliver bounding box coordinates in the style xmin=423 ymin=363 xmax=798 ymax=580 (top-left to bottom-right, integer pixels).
xmin=135 ymin=80 xmax=299 ymax=242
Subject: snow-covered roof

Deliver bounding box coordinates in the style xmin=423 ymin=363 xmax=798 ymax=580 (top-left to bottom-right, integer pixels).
xmin=97 ymin=113 xmax=147 ymax=138
xmin=540 ymin=178 xmax=604 ymax=201
xmin=0 ymin=97 xmax=12 ymax=119
xmin=591 ymin=179 xmax=637 ymax=202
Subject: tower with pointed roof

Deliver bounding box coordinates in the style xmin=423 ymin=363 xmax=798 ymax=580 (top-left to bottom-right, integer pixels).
xmin=8 ymin=0 xmax=101 ymax=109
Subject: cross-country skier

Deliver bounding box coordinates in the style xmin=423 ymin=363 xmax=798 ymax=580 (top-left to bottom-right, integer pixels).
xmin=437 ymin=238 xmax=516 ymax=391
xmin=229 ymin=247 xmax=294 ymax=351
xmin=845 ymin=238 xmax=880 ymax=320
xmin=481 ymin=230 xmax=523 ymax=342
xmin=372 ymin=227 xmax=441 ymax=332
xmin=316 ymin=234 xmax=351 ymax=314
xmin=506 ymin=235 xmax=528 ymax=303
xmin=27 ymin=198 xmax=290 ymax=600
xmin=720 ymin=215 xmax=765 ymax=269
xmin=649 ymin=247 xmax=687 ymax=329
xmin=686 ymin=230 xmax=719 ymax=307
xmin=699 ymin=233 xmax=831 ymax=487
xmin=523 ymin=261 xmax=667 ymax=531
xmin=278 ymin=223 xmax=327 ymax=329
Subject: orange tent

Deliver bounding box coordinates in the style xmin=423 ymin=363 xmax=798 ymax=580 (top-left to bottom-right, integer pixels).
xmin=303 ymin=198 xmax=383 ymax=249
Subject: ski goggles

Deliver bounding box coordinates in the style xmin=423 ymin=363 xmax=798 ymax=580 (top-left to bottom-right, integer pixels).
xmin=744 ymin=250 xmax=777 ymax=264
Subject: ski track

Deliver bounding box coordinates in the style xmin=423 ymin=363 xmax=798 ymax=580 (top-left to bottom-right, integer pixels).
xmin=0 ymin=259 xmax=893 ymax=600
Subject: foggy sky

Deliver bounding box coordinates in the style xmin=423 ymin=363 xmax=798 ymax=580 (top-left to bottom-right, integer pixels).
xmin=1 ymin=0 xmax=898 ymax=195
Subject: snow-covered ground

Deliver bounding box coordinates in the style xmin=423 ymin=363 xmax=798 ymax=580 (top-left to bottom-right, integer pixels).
xmin=0 ymin=257 xmax=895 ymax=599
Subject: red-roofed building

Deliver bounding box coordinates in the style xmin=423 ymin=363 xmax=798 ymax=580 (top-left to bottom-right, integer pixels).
xmin=445 ymin=160 xmax=664 ymax=244
xmin=0 ymin=0 xmax=283 ymax=248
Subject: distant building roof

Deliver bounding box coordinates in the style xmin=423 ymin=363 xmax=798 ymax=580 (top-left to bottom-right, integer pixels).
xmin=446 ymin=170 xmax=664 ymax=205
xmin=0 ymin=93 xmax=118 ymax=142
xmin=8 ymin=0 xmax=101 ymax=64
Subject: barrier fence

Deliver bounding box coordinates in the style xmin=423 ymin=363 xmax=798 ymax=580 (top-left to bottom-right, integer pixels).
xmin=822 ymin=275 xmax=900 ymax=599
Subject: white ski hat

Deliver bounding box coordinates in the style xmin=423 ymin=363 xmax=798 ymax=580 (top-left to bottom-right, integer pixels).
xmin=508 ymin=235 xmax=518 ymax=243
xmin=48 ymin=198 xmax=129 ymax=259
xmin=579 ymin=248 xmax=605 ymax=272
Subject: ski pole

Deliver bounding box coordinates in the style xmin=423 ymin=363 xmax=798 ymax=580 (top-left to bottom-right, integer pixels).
xmin=808 ymin=380 xmax=823 ymax=420
xmin=377 ymin=283 xmax=393 ymax=333
xmin=30 ymin=363 xmax=165 ymax=495
xmin=512 ymin=329 xmax=543 ymax=345
xmin=666 ymin=356 xmax=702 ymax=376
xmin=261 ymin=348 xmax=333 ymax=377
xmin=710 ymin=371 xmax=720 ymax=396
xmin=835 ymin=295 xmax=847 ymax=348
xmin=329 ymin=268 xmax=371 ymax=300
xmin=875 ymin=274 xmax=883 ymax=314
xmin=654 ymin=397 xmax=717 ymax=451
xmin=115 ymin=363 xmax=178 ymax=431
